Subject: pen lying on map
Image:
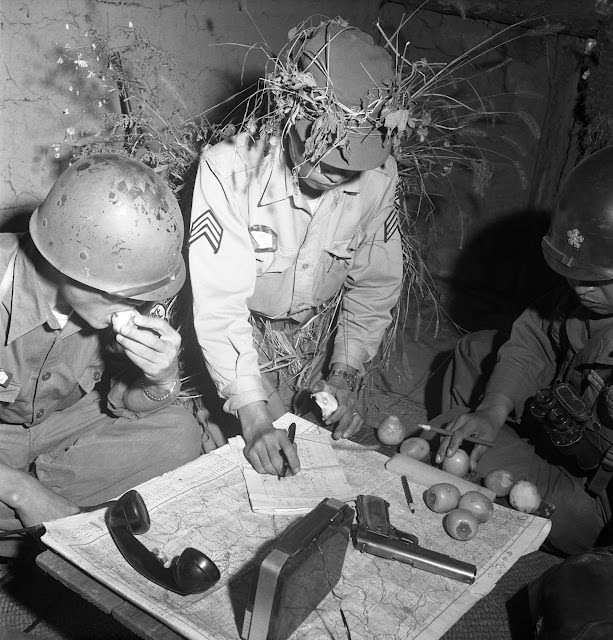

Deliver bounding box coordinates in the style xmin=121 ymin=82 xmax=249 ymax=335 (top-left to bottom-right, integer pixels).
xmin=417 ymin=424 xmax=495 ymax=447
xmin=279 ymin=421 xmax=296 ymax=480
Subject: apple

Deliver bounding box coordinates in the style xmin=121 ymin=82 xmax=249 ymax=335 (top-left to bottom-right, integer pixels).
xmin=399 ymin=437 xmax=430 ymax=461
xmin=483 ymin=469 xmax=514 ymax=497
xmin=377 ymin=415 xmax=405 ymax=446
xmin=458 ymin=491 xmax=494 ymax=523
xmin=441 ymin=449 xmax=470 ymax=478
xmin=509 ymin=480 xmax=541 ymax=513
xmin=444 ymin=509 xmax=480 ymax=541
xmin=423 ymin=482 xmax=461 ymax=513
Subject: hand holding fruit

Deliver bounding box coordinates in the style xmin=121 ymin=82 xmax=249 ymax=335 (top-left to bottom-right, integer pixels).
xmin=311 ymin=379 xmax=363 ymax=440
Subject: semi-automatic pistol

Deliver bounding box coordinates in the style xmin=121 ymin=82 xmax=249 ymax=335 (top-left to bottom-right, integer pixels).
xmin=352 ymin=494 xmax=477 ymax=584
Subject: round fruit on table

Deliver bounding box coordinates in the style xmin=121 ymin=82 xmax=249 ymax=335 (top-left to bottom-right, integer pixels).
xmin=483 ymin=469 xmax=514 ymax=497
xmin=444 ymin=508 xmax=480 ymax=541
xmin=399 ymin=436 xmax=430 ymax=461
xmin=423 ymin=482 xmax=461 ymax=513
xmin=509 ymin=480 xmax=541 ymax=513
xmin=441 ymin=449 xmax=470 ymax=478
xmin=458 ymin=491 xmax=494 ymax=523
xmin=377 ymin=415 xmax=405 ymax=446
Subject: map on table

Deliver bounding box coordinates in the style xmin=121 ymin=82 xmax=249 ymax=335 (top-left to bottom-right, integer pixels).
xmin=42 ymin=413 xmax=551 ymax=640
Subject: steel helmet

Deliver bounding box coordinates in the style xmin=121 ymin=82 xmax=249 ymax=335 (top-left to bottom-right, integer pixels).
xmin=292 ymin=22 xmax=395 ymax=171
xmin=542 ymin=146 xmax=613 ymax=281
xmin=30 ymin=154 xmax=186 ymax=301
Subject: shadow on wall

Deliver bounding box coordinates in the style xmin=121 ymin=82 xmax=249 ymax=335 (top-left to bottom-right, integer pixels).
xmin=0 ymin=210 xmax=33 ymax=233
xmin=443 ymin=209 xmax=562 ymax=333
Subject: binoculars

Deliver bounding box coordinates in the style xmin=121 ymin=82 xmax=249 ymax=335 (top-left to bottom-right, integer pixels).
xmin=529 ymin=383 xmax=589 ymax=447
xmin=529 ymin=382 xmax=607 ymax=473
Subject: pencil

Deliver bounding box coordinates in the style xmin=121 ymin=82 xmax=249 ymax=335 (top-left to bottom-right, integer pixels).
xmin=417 ymin=423 xmax=495 ymax=447
xmin=401 ymin=475 xmax=415 ymax=513
xmin=279 ymin=422 xmax=296 ymax=480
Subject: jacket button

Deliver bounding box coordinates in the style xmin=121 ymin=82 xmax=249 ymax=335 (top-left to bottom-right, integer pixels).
xmin=42 ymin=372 xmax=51 ymax=381
xmin=93 ymin=371 xmax=102 ymax=381
xmin=36 ymin=408 xmax=44 ymax=418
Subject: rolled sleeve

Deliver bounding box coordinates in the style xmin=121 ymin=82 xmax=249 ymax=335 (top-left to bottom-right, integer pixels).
xmin=189 ymin=151 xmax=267 ymax=412
xmin=486 ymin=295 xmax=561 ymax=415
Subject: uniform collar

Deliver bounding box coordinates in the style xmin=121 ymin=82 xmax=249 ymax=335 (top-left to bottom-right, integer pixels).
xmin=5 ymin=239 xmax=82 ymax=344
xmin=258 ymin=143 xmax=387 ymax=207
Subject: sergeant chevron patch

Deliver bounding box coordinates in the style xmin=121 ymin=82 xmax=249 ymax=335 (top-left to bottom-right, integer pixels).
xmin=384 ymin=210 xmax=399 ymax=243
xmin=189 ymin=209 xmax=223 ymax=253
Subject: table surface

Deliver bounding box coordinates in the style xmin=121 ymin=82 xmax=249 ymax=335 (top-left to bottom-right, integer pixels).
xmin=37 ymin=550 xmax=180 ymax=640
xmin=36 ymin=421 xmax=551 ymax=640
xmin=36 ymin=420 xmax=386 ymax=640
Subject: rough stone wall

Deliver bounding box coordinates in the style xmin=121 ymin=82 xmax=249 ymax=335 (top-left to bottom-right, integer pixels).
xmin=0 ymin=0 xmax=377 ymax=227
xmin=1 ymin=1 xmax=585 ymax=331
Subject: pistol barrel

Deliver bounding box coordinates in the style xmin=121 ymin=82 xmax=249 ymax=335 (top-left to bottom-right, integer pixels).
xmin=353 ymin=529 xmax=476 ymax=584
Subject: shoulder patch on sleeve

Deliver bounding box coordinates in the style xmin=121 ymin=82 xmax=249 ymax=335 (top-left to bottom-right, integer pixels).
xmin=189 ymin=209 xmax=223 ymax=253
xmin=384 ymin=210 xmax=399 ymax=243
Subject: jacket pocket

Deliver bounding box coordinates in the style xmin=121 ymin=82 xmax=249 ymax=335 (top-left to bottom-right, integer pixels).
xmin=313 ymin=237 xmax=361 ymax=303
xmin=78 ymin=365 xmax=103 ymax=393
xmin=54 ymin=365 xmax=103 ymax=411
xmin=257 ymin=247 xmax=296 ymax=276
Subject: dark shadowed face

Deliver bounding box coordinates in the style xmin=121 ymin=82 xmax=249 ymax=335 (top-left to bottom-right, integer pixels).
xmin=287 ymin=128 xmax=359 ymax=191
xmin=567 ymin=278 xmax=613 ymax=316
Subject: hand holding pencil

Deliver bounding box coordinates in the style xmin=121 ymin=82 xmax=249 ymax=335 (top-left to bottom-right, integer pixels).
xmin=418 ymin=423 xmax=495 ymax=448
xmin=430 ymin=409 xmax=502 ymax=473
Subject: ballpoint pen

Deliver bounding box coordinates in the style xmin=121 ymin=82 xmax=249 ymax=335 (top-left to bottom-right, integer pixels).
xmin=401 ymin=475 xmax=415 ymax=513
xmin=279 ymin=422 xmax=296 ymax=480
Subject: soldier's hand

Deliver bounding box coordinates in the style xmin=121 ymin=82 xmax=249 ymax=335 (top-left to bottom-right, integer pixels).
xmin=115 ymin=313 xmax=181 ymax=383
xmin=239 ymin=402 xmax=300 ymax=476
xmin=434 ymin=411 xmax=499 ymax=472
xmin=316 ymin=380 xmax=364 ymax=441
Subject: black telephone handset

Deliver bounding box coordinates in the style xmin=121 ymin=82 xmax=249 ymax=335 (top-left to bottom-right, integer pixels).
xmin=106 ymin=490 xmax=221 ymax=595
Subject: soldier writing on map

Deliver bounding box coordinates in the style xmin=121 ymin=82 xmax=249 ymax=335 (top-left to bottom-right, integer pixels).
xmin=188 ymin=19 xmax=403 ymax=477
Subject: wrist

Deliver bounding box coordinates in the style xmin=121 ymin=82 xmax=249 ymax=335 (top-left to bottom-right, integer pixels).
xmin=238 ymin=401 xmax=272 ymax=440
xmin=141 ymin=374 xmax=180 ymax=402
xmin=328 ymin=366 xmax=361 ymax=392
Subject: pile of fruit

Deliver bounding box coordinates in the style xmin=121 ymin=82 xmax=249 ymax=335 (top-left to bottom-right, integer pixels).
xmin=375 ymin=415 xmax=544 ymax=538
xmin=423 ymin=469 xmax=542 ymax=541
xmin=483 ymin=469 xmax=542 ymax=514
xmin=423 ymin=483 xmax=493 ymax=540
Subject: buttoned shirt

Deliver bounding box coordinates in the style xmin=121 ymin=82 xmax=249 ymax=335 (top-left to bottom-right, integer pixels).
xmin=189 ymin=133 xmax=402 ymax=412
xmin=0 ymin=234 xmax=143 ymax=426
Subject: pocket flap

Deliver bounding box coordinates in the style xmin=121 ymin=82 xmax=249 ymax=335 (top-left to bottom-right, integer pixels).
xmin=325 ymin=239 xmax=355 ymax=261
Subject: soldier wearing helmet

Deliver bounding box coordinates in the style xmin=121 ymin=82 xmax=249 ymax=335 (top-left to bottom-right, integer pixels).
xmin=0 ymin=154 xmax=208 ymax=548
xmin=188 ymin=19 xmax=403 ymax=476
xmin=433 ymin=146 xmax=613 ymax=555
